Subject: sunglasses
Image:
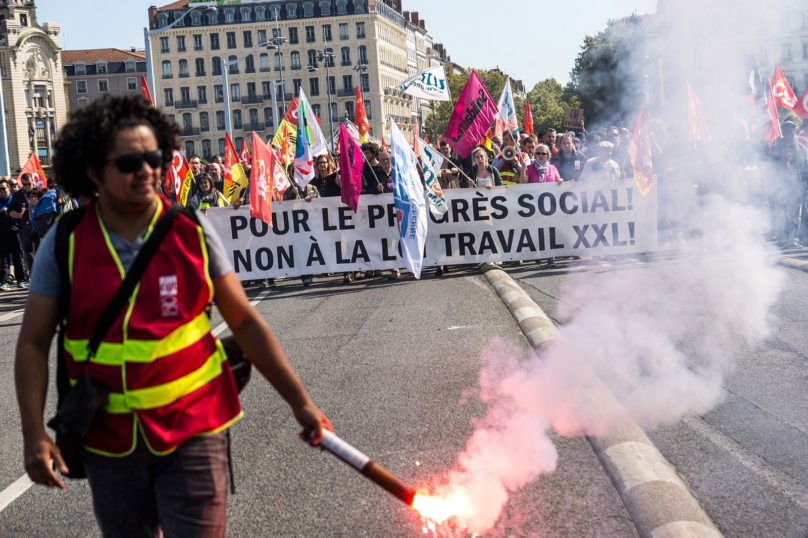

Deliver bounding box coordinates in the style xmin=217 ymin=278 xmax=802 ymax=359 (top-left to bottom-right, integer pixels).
xmin=22 ymin=182 xmax=31 ymax=186
xmin=536 ymin=152 xmax=549 ymax=156
xmin=105 ymin=150 xmax=163 ymax=174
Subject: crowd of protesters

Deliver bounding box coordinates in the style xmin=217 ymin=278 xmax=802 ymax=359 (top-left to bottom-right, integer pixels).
xmin=7 ymin=100 xmax=808 ymax=292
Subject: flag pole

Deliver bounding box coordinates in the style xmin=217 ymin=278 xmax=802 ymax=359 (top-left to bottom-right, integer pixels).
xmin=420 ymin=140 xmax=473 ymax=185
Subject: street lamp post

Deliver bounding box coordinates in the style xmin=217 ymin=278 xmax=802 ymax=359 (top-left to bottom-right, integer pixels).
xmin=317 ymin=48 xmax=336 ymax=149
xmin=222 ymin=39 xmax=316 ymax=142
xmin=143 ymin=6 xmax=215 ymax=104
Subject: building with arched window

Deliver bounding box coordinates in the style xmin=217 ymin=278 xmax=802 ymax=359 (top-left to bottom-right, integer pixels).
xmin=0 ymin=1 xmax=70 ymax=172
xmin=146 ymin=0 xmax=454 ymax=153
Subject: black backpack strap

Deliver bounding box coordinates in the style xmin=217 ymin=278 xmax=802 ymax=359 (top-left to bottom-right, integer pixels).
xmin=86 ymin=203 xmax=182 ymax=358
xmin=55 ymin=205 xmax=88 ymax=407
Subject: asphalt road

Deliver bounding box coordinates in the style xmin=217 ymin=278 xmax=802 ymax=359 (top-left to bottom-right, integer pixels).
xmin=0 ymin=269 xmax=638 ymax=537
xmin=503 ymin=250 xmax=808 ymax=538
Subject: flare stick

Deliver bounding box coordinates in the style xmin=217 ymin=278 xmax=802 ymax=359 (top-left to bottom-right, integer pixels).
xmin=315 ymin=429 xmax=416 ymax=506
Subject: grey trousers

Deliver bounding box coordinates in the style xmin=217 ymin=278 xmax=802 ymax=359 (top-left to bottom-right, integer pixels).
xmin=83 ymin=431 xmax=229 ymax=538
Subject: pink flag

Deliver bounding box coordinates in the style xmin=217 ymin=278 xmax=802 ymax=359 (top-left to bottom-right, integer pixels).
xmin=338 ymin=123 xmax=363 ymax=212
xmin=443 ymin=69 xmax=498 ymax=158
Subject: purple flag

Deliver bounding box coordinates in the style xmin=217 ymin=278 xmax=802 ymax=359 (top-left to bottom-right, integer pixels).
xmin=339 ymin=123 xmax=363 ymax=212
xmin=443 ymin=69 xmax=498 ymax=159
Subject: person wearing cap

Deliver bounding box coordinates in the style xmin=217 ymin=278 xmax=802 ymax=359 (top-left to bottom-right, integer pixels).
xmin=580 ymin=141 xmax=622 ymax=181
xmin=769 ymin=115 xmax=808 ymax=248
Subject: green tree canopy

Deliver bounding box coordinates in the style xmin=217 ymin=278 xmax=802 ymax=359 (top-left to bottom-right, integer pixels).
xmin=565 ymin=18 xmax=644 ymax=128
xmin=526 ymin=78 xmax=581 ymax=134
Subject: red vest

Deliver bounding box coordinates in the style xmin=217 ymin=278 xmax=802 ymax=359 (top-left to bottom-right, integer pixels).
xmin=62 ymin=196 xmax=242 ymax=456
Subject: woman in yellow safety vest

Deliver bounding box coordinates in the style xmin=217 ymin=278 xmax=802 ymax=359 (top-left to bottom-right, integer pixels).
xmin=14 ymin=95 xmax=332 ymax=538
xmin=189 ymin=172 xmax=229 ymax=211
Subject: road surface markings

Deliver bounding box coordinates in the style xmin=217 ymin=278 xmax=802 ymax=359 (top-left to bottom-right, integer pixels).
xmin=0 ymin=309 xmax=24 ymax=322
xmin=211 ymin=290 xmax=271 ymax=336
xmin=0 ymin=290 xmax=272 ymax=515
xmin=0 ymin=474 xmax=33 ymax=513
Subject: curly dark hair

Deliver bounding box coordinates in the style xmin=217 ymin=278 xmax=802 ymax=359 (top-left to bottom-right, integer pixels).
xmin=53 ymin=95 xmax=178 ymax=198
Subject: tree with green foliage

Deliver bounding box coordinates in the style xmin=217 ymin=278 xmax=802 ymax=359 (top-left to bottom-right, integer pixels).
xmin=525 ymin=78 xmax=581 ymax=134
xmin=565 ymin=18 xmax=644 ymax=128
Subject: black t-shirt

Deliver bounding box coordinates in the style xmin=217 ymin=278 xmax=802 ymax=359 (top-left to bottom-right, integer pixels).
xmin=374 ymin=170 xmax=394 ymax=194
xmin=0 ymin=195 xmax=18 ymax=234
xmin=361 ymin=163 xmax=381 ymax=194
xmin=8 ymin=189 xmax=30 ymax=215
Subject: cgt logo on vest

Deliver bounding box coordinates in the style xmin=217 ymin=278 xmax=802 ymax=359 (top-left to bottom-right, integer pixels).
xmin=159 ymin=275 xmax=179 ymax=317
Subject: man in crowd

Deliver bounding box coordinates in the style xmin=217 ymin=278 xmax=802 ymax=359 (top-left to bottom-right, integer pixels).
xmin=374 ymin=151 xmax=394 ymax=194
xmin=438 ymin=139 xmax=460 ymax=189
xmin=552 ymin=133 xmax=587 ymax=182
xmin=361 ymin=142 xmax=381 ymax=195
xmin=769 ymin=116 xmax=808 ymax=248
xmin=580 ymin=141 xmax=622 ymax=181
xmin=607 ymin=126 xmax=634 ymax=178
xmin=207 ymin=162 xmax=223 ymax=193
xmin=520 ymin=135 xmax=538 ymax=164
xmin=542 ymin=129 xmax=559 ymax=159
xmin=0 ymin=179 xmax=25 ymax=289
xmin=8 ymin=173 xmax=34 ymax=279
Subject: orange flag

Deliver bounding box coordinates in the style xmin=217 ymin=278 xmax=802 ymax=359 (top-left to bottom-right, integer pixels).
xmin=381 ymin=138 xmax=387 ymax=151
xmin=355 ymin=85 xmax=370 ymax=144
xmin=250 ymin=132 xmax=274 ymax=225
xmin=222 ymin=132 xmax=248 ymax=203
xmin=524 ymin=100 xmax=534 ymax=134
xmin=628 ymin=106 xmax=653 ymax=199
xmin=425 ymin=133 xmax=430 ymax=144
xmin=16 ymin=152 xmax=46 ymax=188
xmin=140 ymin=75 xmax=154 ymax=106
xmin=280 ymin=123 xmax=294 ymax=166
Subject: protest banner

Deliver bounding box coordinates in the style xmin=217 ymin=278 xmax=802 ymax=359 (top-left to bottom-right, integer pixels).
xmin=563 ymin=108 xmax=585 ymax=130
xmin=206 ymin=181 xmax=658 ymax=280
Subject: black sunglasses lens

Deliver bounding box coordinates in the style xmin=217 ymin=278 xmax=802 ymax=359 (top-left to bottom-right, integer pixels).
xmin=115 ymin=155 xmax=143 ymax=173
xmin=144 ymin=150 xmax=163 ymax=169
xmin=115 ymin=150 xmax=163 ymax=173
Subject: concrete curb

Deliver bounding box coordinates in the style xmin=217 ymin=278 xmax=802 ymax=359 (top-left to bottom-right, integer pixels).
xmin=778 ymin=256 xmax=808 ymax=273
xmin=478 ymin=264 xmax=724 ymax=538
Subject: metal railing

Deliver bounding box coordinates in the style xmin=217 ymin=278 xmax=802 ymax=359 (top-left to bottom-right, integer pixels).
xmin=179 ymin=127 xmax=200 ymax=137
xmin=175 ymin=100 xmax=198 ymax=109
xmin=242 ymin=95 xmax=263 ymax=105
xmin=243 ymin=122 xmax=265 ymax=131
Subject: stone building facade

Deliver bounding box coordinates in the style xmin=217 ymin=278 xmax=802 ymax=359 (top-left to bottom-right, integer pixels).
xmin=147 ymin=0 xmax=449 ymax=157
xmin=62 ymin=49 xmax=148 ymax=111
xmin=0 ymin=0 xmax=67 ymax=171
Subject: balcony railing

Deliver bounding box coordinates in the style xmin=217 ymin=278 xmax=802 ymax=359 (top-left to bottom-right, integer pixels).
xmin=358 ymin=58 xmax=368 ymax=65
xmin=276 ymin=91 xmax=294 ymax=101
xmin=175 ymin=100 xmax=198 ymax=109
xmin=245 ymin=67 xmax=256 ymax=74
xmin=243 ymin=122 xmax=265 ymax=131
xmin=179 ymin=72 xmax=190 ymax=78
xmin=341 ymin=60 xmax=352 ymax=66
xmin=242 ymin=95 xmax=263 ymax=105
xmin=162 ymin=73 xmax=173 ymax=79
xmin=179 ymin=127 xmax=200 ymax=137
xmin=196 ymin=70 xmax=206 ymax=77
xmin=337 ymin=89 xmax=353 ymax=97
xmin=231 ymin=95 xmax=241 ymax=102
xmin=260 ymin=67 xmax=271 ymax=72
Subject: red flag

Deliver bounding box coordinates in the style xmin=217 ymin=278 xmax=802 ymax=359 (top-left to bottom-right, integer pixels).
xmin=165 ymin=150 xmax=194 ymax=206
xmin=425 ymin=133 xmax=430 ymax=144
xmin=239 ymin=138 xmax=251 ymax=167
xmin=381 ymin=138 xmax=387 ymax=151
xmin=686 ymin=80 xmax=712 ymax=143
xmin=628 ymin=106 xmax=653 ymax=199
xmin=16 ymin=152 xmax=46 ymax=188
xmin=355 ymin=85 xmax=370 ymax=144
xmin=772 ymin=66 xmax=798 ymax=109
xmin=269 ymin=149 xmax=290 ymax=202
xmin=250 ymin=132 xmax=274 ymax=225
xmin=339 ymin=123 xmax=363 ymax=212
xmin=793 ymin=86 xmax=808 ymax=119
xmin=762 ymin=78 xmax=782 ymax=148
xmin=524 ymin=100 xmax=534 ymax=134
xmin=140 ymin=75 xmax=154 ymax=107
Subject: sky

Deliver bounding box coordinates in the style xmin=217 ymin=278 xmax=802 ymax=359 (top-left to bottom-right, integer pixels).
xmin=37 ymin=0 xmax=658 ymax=90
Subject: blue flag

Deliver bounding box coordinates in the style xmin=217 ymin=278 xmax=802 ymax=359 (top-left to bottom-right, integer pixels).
xmin=391 ymin=119 xmax=428 ymax=279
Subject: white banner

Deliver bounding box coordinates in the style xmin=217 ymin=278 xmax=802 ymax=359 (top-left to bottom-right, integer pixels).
xmin=206 ymin=181 xmax=658 ymax=280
